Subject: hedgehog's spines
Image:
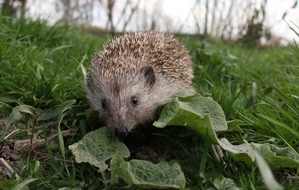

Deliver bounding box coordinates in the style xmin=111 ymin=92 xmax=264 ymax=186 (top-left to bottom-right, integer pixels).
xmin=91 ymin=31 xmax=193 ymax=87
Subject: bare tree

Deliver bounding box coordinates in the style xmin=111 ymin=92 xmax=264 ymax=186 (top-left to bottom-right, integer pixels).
xmin=239 ymin=0 xmax=269 ymax=46
xmin=203 ymin=0 xmax=209 ymax=36
xmin=122 ymin=0 xmax=140 ymax=32
xmin=60 ymin=0 xmax=71 ymax=23
xmin=4 ymin=0 xmax=276 ymax=45
xmin=210 ymin=0 xmax=218 ymax=35
xmin=282 ymin=0 xmax=298 ymax=20
xmin=115 ymin=0 xmax=141 ymax=32
xmin=220 ymin=0 xmax=236 ymax=39
xmin=1 ymin=0 xmax=27 ymax=17
xmin=2 ymin=0 xmax=14 ymax=16
xmin=190 ymin=0 xmax=201 ymax=34
xmin=105 ymin=0 xmax=116 ymax=34
xmin=56 ymin=0 xmax=95 ymax=25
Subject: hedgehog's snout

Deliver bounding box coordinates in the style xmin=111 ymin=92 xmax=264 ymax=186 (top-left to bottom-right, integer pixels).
xmin=114 ymin=125 xmax=129 ymax=138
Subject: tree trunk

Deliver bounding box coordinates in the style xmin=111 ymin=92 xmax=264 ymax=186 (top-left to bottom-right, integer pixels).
xmin=203 ymin=0 xmax=209 ymax=37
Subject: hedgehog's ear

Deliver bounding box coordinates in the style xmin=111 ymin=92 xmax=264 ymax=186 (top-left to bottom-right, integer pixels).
xmin=140 ymin=66 xmax=155 ymax=88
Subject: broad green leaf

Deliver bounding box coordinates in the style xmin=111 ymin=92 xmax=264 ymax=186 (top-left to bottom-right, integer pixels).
xmin=251 ymin=143 xmax=299 ymax=169
xmin=219 ymin=139 xmax=254 ymax=165
xmin=219 ymin=140 xmax=299 ymax=169
xmin=69 ymin=127 xmax=130 ymax=172
xmin=154 ymin=96 xmax=227 ymax=144
xmin=211 ymin=175 xmax=241 ymax=190
xmin=155 ymin=96 xmax=227 ymax=132
xmin=151 ymin=95 xmax=298 ymax=189
xmin=154 ymin=95 xmax=299 ymax=170
xmin=110 ymin=157 xmax=186 ymax=189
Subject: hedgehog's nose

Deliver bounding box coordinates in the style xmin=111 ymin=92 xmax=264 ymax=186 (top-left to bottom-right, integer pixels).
xmin=115 ymin=125 xmax=129 ymax=138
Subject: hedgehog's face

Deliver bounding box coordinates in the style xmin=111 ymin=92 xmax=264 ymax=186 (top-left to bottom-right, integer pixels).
xmin=86 ymin=66 xmax=158 ymax=138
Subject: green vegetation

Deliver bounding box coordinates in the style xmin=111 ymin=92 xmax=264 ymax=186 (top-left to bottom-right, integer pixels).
xmin=0 ymin=15 xmax=299 ymax=189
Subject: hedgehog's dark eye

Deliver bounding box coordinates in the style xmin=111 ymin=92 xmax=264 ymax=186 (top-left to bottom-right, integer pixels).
xmin=101 ymin=99 xmax=107 ymax=109
xmin=130 ymin=96 xmax=138 ymax=106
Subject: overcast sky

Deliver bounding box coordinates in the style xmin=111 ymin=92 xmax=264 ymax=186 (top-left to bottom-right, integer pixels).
xmin=27 ymin=0 xmax=299 ymax=43
xmin=161 ymin=0 xmax=298 ymax=41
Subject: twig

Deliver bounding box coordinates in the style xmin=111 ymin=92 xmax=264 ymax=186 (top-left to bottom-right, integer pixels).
xmin=0 ymin=158 xmax=20 ymax=180
xmin=53 ymin=157 xmax=74 ymax=163
xmin=4 ymin=129 xmax=21 ymax=140
xmin=287 ymin=175 xmax=299 ymax=181
xmin=14 ymin=130 xmax=74 ymax=153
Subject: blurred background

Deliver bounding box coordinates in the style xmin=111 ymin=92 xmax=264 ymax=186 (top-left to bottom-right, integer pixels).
xmin=1 ymin=0 xmax=298 ymax=47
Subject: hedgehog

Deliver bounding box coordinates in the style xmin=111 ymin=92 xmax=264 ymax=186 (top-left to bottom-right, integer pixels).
xmin=86 ymin=31 xmax=195 ymax=137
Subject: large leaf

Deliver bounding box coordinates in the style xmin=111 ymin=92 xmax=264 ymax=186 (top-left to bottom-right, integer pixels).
xmin=110 ymin=157 xmax=186 ymax=189
xmin=154 ymin=96 xmax=299 ymax=169
xmin=251 ymin=143 xmax=299 ymax=169
xmin=154 ymin=96 xmax=227 ymax=144
xmin=220 ymin=139 xmax=299 ymax=169
xmin=68 ymin=127 xmax=130 ymax=172
xmin=219 ymin=139 xmax=255 ymax=165
xmin=154 ymin=96 xmax=227 ymax=132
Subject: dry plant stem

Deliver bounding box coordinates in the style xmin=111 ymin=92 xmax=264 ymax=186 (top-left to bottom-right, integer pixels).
xmin=4 ymin=129 xmax=21 ymax=140
xmin=0 ymin=158 xmax=20 ymax=180
xmin=101 ymin=171 xmax=107 ymax=182
xmin=14 ymin=130 xmax=74 ymax=153
xmin=30 ymin=117 xmax=37 ymax=150
xmin=53 ymin=157 xmax=74 ymax=163
xmin=287 ymin=175 xmax=299 ymax=181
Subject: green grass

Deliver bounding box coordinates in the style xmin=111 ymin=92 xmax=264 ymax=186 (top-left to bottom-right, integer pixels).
xmin=0 ymin=16 xmax=107 ymax=108
xmin=0 ymin=14 xmax=299 ymax=189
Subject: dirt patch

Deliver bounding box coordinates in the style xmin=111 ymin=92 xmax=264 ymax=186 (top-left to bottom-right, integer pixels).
xmin=0 ymin=117 xmax=74 ymax=179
